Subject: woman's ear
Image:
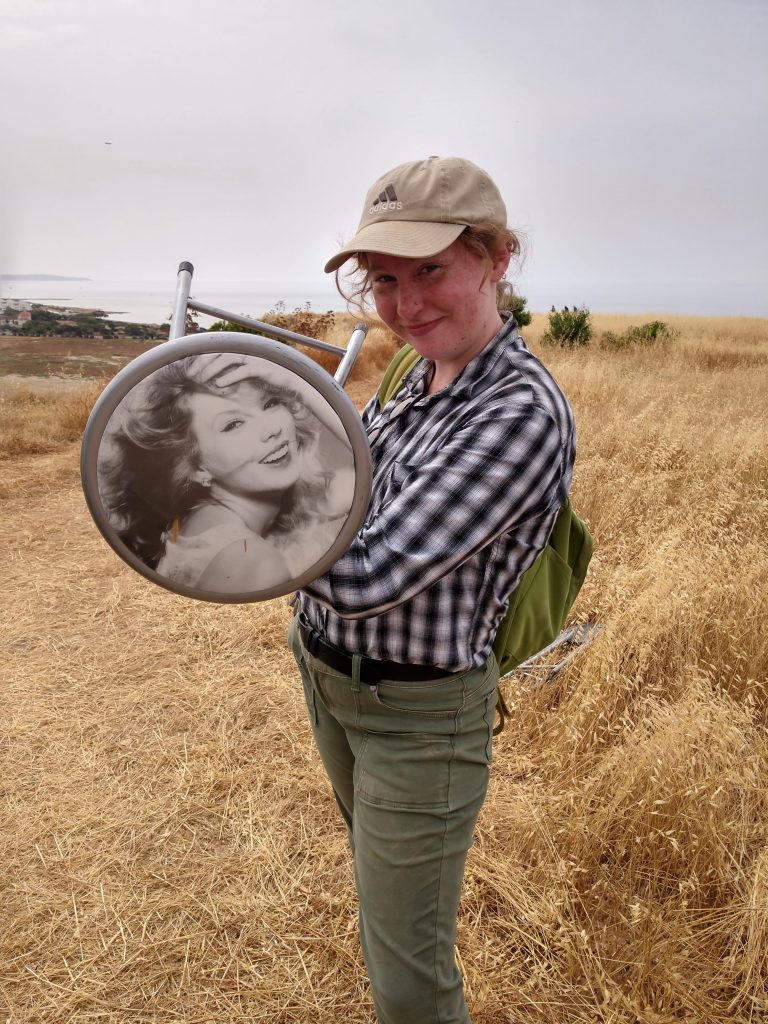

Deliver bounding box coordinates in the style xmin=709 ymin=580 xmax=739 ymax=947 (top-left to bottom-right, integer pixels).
xmin=191 ymin=468 xmax=212 ymax=488
xmin=489 ymin=245 xmax=512 ymax=285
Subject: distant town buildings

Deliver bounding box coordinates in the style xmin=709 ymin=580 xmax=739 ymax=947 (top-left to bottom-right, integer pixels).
xmin=0 ymin=300 xmax=166 ymax=339
xmin=1 ymin=300 xmax=33 ymax=328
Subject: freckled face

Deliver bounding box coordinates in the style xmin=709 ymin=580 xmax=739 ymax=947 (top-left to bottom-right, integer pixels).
xmin=369 ymin=239 xmax=507 ymax=368
xmin=187 ymin=387 xmax=300 ymax=496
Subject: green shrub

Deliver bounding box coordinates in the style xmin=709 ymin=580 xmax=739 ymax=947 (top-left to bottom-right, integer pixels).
xmin=626 ymin=320 xmax=678 ymax=345
xmin=208 ymin=319 xmax=265 ymax=337
xmin=498 ymin=288 xmax=532 ymax=327
xmin=541 ymin=306 xmax=592 ymax=348
xmin=599 ymin=320 xmax=678 ymax=351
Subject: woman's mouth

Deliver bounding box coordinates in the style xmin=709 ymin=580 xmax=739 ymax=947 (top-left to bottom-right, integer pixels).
xmin=405 ymin=317 xmax=444 ymax=337
xmin=260 ymin=441 xmax=291 ymax=465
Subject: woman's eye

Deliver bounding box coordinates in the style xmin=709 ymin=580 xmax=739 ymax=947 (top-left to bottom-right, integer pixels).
xmin=222 ymin=418 xmax=244 ymax=432
xmin=263 ymin=397 xmax=282 ymax=410
xmin=421 ymin=263 xmax=440 ymax=275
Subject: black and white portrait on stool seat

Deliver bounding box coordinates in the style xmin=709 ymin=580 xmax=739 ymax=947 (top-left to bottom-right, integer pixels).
xmin=81 ymin=333 xmax=372 ymax=602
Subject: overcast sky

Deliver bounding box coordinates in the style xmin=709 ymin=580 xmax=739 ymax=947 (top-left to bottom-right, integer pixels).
xmin=2 ymin=0 xmax=766 ymax=314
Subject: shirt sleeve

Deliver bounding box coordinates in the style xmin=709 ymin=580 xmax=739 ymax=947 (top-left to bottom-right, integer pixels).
xmin=301 ymin=402 xmax=566 ymax=618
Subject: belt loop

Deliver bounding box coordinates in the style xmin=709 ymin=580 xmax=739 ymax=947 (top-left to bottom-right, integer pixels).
xmin=351 ymin=653 xmax=362 ymax=692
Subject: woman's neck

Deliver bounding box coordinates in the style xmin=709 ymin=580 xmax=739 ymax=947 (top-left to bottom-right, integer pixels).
xmin=202 ymin=485 xmax=282 ymax=536
xmin=426 ymin=311 xmax=505 ymax=395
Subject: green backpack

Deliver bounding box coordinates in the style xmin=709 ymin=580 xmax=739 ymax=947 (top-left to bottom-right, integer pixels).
xmin=378 ymin=344 xmax=593 ymax=732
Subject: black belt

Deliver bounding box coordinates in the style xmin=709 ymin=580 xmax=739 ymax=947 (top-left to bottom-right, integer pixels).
xmin=298 ymin=618 xmax=455 ymax=684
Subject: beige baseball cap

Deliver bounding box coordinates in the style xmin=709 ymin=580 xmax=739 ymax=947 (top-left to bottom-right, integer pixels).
xmin=324 ymin=156 xmax=507 ymax=274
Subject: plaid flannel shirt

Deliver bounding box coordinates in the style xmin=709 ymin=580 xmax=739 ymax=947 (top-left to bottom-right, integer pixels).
xmin=298 ymin=314 xmax=576 ymax=671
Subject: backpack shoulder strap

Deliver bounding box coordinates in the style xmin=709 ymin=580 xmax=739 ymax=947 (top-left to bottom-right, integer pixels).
xmin=377 ymin=344 xmax=421 ymax=408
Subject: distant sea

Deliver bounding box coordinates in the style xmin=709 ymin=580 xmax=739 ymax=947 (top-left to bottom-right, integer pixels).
xmin=0 ymin=278 xmax=347 ymax=325
xmin=1 ymin=277 xmax=765 ymax=323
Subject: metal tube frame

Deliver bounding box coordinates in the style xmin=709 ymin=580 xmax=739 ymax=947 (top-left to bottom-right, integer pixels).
xmin=168 ymin=261 xmax=368 ymax=383
xmin=169 ymin=261 xmax=194 ymax=341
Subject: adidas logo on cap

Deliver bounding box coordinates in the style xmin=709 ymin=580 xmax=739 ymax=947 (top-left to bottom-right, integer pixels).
xmin=369 ymin=183 xmax=402 ymax=214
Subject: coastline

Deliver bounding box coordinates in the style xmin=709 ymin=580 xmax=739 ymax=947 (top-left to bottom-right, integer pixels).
xmin=0 ymin=280 xmax=347 ymax=325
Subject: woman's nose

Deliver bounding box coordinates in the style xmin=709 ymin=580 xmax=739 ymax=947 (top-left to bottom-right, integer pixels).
xmin=396 ymin=280 xmax=423 ymax=319
xmin=261 ymin=411 xmax=283 ymax=441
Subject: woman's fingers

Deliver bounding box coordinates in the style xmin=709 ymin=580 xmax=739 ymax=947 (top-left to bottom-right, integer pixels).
xmin=189 ymin=354 xmax=282 ymax=390
xmin=214 ymin=364 xmax=282 ymax=389
xmin=190 ymin=353 xmax=249 ymax=385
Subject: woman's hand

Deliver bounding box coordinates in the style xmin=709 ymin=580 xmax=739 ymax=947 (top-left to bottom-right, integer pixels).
xmin=188 ymin=352 xmax=257 ymax=388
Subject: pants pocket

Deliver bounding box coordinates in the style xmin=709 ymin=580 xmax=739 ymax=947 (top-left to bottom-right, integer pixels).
xmin=356 ymin=730 xmax=454 ymax=809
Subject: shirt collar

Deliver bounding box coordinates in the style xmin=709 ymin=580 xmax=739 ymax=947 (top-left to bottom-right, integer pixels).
xmin=439 ymin=312 xmax=525 ymax=400
xmin=399 ymin=312 xmax=525 ymax=403
xmin=453 ymin=312 xmax=523 ymax=398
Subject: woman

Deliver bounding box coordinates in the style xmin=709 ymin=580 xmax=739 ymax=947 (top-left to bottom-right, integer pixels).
xmin=98 ymin=353 xmax=354 ymax=593
xmin=289 ymin=156 xmax=576 ymax=1023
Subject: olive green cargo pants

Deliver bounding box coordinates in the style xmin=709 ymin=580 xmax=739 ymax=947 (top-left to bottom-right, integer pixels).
xmin=288 ymin=616 xmax=498 ymax=1024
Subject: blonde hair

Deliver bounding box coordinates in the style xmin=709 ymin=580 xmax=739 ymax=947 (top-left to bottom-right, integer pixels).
xmin=335 ymin=222 xmax=523 ymax=317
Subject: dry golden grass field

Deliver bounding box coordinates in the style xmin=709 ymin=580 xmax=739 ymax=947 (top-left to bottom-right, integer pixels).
xmin=1 ymin=313 xmax=766 ymax=1023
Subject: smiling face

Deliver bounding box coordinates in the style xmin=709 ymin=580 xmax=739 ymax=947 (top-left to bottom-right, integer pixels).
xmin=186 ymin=384 xmax=301 ymax=497
xmin=368 ymin=238 xmax=510 ymax=374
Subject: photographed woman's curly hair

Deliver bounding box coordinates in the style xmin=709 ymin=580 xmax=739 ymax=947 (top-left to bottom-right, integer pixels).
xmin=98 ymin=357 xmax=328 ymax=567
